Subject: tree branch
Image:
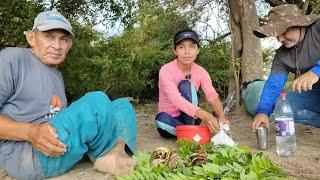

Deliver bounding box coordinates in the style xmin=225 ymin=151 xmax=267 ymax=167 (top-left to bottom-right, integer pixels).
xmin=285 ymin=0 xmax=304 ymax=5
xmin=203 ymin=32 xmax=231 ymax=44
xmin=265 ymin=0 xmax=287 ymax=7
xmin=302 ymin=0 xmax=310 ymax=14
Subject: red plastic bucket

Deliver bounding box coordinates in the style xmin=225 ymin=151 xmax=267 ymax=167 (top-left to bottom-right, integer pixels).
xmin=176 ymin=125 xmax=211 ymax=144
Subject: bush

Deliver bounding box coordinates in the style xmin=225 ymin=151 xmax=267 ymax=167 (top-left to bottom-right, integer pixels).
xmin=198 ymin=42 xmax=230 ymax=99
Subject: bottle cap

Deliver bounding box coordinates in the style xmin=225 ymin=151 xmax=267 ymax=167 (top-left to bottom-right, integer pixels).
xmin=280 ymin=92 xmax=286 ymax=99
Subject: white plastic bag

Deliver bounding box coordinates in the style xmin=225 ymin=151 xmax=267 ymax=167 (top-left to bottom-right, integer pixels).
xmin=211 ymin=124 xmax=235 ymax=146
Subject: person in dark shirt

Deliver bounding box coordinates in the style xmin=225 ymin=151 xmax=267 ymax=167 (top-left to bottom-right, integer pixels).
xmin=251 ymin=4 xmax=320 ymax=132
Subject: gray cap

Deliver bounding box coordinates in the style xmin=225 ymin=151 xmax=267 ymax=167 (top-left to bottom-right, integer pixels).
xmin=32 ymin=10 xmax=74 ymax=36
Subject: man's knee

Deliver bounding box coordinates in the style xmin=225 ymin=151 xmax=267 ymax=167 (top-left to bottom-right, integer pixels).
xmin=79 ymin=91 xmax=112 ymax=109
xmin=112 ymin=98 xmax=135 ymax=114
xmin=113 ymin=98 xmax=132 ymax=107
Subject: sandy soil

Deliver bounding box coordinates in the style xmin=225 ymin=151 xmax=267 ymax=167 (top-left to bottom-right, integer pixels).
xmin=1 ymin=103 xmax=320 ymax=180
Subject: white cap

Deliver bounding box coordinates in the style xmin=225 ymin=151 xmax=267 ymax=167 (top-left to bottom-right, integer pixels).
xmin=32 ymin=10 xmax=74 ymax=36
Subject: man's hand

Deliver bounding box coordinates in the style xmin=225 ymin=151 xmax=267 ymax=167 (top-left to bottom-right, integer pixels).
xmin=252 ymin=113 xmax=269 ymax=132
xmin=26 ymin=123 xmax=66 ymax=157
xmin=292 ymin=71 xmax=319 ymax=93
xmin=195 ymin=109 xmax=220 ymax=134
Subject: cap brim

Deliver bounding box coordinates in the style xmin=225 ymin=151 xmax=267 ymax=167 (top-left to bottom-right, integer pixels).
xmin=253 ymin=30 xmax=268 ymax=38
xmin=253 ymin=14 xmax=319 ymax=38
xmin=35 ymin=21 xmax=74 ymax=36
xmin=175 ymin=37 xmax=200 ymax=47
xmin=253 ymin=22 xmax=287 ymax=38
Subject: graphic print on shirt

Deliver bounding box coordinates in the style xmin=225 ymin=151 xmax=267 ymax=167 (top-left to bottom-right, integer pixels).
xmin=45 ymin=95 xmax=62 ymax=119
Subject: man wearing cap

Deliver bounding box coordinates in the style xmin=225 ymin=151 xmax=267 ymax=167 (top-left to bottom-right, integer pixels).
xmin=251 ymin=4 xmax=320 ymax=132
xmin=155 ymin=29 xmax=229 ymax=138
xmin=0 ymin=10 xmax=137 ymax=179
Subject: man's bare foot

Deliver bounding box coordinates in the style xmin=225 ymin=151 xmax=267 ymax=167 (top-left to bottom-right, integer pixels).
xmin=93 ymin=141 xmax=136 ymax=175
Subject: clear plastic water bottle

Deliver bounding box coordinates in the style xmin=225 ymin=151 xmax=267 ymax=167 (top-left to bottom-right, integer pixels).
xmin=274 ymin=92 xmax=296 ymax=157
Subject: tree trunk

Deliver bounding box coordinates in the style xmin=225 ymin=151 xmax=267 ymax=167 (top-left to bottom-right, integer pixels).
xmin=227 ymin=0 xmax=264 ymax=106
xmin=238 ymin=0 xmax=264 ymax=83
xmin=227 ymin=0 xmax=242 ymax=107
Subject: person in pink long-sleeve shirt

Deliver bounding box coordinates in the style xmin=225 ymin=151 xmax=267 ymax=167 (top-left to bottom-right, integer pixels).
xmin=155 ymin=29 xmax=229 ymax=138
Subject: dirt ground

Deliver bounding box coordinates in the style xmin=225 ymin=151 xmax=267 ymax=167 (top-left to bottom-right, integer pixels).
xmin=1 ymin=103 xmax=320 ymax=180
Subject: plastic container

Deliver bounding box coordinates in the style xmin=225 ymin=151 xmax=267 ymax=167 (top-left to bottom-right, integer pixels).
xmin=274 ymin=92 xmax=296 ymax=157
xmin=176 ymin=125 xmax=211 ymax=144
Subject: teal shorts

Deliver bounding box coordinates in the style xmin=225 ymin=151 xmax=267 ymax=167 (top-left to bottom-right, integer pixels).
xmin=37 ymin=91 xmax=137 ymax=178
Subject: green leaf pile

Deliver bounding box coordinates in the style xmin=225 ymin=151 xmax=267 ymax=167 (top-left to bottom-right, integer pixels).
xmin=117 ymin=140 xmax=286 ymax=180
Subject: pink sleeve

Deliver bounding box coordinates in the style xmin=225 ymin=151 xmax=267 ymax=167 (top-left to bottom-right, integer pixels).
xmin=159 ymin=68 xmax=200 ymax=117
xmin=200 ymin=70 xmax=218 ymax=101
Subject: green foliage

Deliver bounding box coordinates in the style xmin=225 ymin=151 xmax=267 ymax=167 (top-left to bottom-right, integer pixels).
xmin=58 ymin=25 xmax=108 ymax=101
xmin=0 ymin=0 xmax=137 ymax=101
xmin=82 ymin=0 xmax=206 ymax=100
xmin=251 ymin=152 xmax=286 ymax=179
xmin=117 ymin=140 xmax=286 ymax=180
xmin=262 ymin=48 xmax=275 ymax=63
xmin=0 ymin=0 xmax=134 ymax=48
xmin=0 ymin=0 xmax=43 ymax=48
xmin=310 ymin=0 xmax=320 ymax=14
xmin=198 ymin=42 xmax=230 ymax=98
xmin=177 ymin=139 xmax=200 ymax=158
xmin=262 ymin=47 xmax=275 ymax=77
xmin=43 ymin=0 xmax=135 ymax=27
xmin=0 ymin=0 xmax=231 ymax=101
xmin=92 ymin=29 xmax=173 ymax=99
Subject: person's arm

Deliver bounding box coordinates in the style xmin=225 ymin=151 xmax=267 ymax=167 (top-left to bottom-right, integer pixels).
xmin=0 ymin=115 xmax=66 ymax=157
xmin=194 ymin=109 xmax=219 ymax=133
xmin=291 ymin=60 xmax=320 ymax=92
xmin=209 ymin=96 xmax=229 ymax=124
xmin=310 ymin=60 xmax=320 ymax=77
xmin=200 ymin=68 xmax=229 ymax=124
xmin=255 ymin=73 xmax=287 ymax=116
xmin=0 ymin=115 xmax=31 ymax=141
xmin=255 ymin=51 xmax=288 ymax=116
xmin=252 ymin=73 xmax=287 ymax=132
